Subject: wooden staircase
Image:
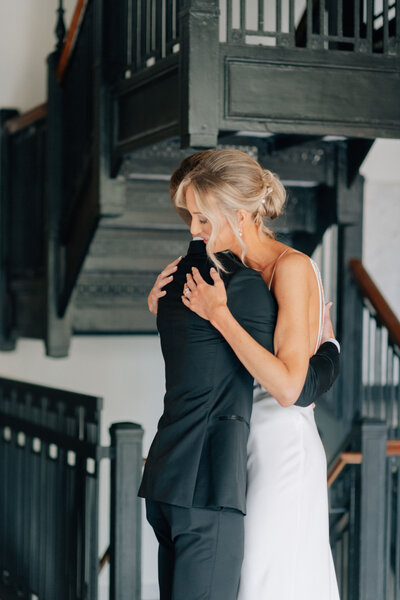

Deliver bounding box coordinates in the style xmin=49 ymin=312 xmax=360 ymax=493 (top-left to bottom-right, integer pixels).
xmin=0 ymin=0 xmax=398 ymax=354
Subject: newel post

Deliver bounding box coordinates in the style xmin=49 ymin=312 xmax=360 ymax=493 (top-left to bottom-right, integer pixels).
xmin=109 ymin=422 xmax=144 ymax=600
xmin=359 ymin=419 xmax=387 ymax=600
xmin=179 ymin=0 xmax=220 ymax=148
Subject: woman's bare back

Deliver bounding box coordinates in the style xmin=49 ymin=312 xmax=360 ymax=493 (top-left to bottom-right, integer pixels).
xmin=263 ymin=246 xmax=324 ymax=358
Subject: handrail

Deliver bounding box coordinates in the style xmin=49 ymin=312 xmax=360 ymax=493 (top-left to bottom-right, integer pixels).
xmin=57 ymin=0 xmax=90 ymax=82
xmin=3 ymin=103 xmax=47 ymax=135
xmin=328 ymin=440 xmax=400 ymax=487
xmin=327 ymin=451 xmax=362 ymax=487
xmin=99 ymin=547 xmax=109 ymax=573
xmin=349 ymin=258 xmax=400 ymax=352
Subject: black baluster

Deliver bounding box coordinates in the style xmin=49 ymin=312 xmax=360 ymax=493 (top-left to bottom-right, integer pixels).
xmin=55 ymin=0 xmax=66 ymax=53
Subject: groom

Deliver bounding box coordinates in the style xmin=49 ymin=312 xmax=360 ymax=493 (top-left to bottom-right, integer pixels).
xmin=138 ymin=158 xmax=340 ymax=600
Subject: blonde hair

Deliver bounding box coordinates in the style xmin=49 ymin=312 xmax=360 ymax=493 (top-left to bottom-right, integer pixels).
xmin=174 ymin=149 xmax=286 ymax=271
xmin=169 ymin=151 xmax=215 ymax=226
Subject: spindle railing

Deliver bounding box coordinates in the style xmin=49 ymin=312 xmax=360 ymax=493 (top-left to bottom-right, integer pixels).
xmin=327 ymin=259 xmax=400 ymax=599
xmin=350 ymin=258 xmax=400 ymax=437
xmin=0 ymin=377 xmax=143 ymax=600
xmin=105 ymin=0 xmax=181 ymax=79
xmin=328 ymin=422 xmax=400 ymax=600
xmin=0 ymin=378 xmax=102 ymax=599
xmin=223 ymin=0 xmax=400 ymax=53
xmin=109 ymin=0 xmax=399 ymax=81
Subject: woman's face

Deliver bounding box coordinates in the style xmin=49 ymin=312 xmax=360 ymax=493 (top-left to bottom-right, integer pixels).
xmin=185 ymin=184 xmax=238 ymax=253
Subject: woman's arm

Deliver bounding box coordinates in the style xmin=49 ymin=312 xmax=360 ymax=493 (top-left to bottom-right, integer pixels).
xmin=184 ymin=253 xmax=313 ymax=407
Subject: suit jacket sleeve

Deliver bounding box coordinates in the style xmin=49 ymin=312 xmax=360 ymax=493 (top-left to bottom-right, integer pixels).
xmin=294 ymin=341 xmax=340 ymax=407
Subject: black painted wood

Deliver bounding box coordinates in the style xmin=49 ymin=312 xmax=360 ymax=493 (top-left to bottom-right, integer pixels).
xmin=179 ymin=0 xmax=220 ymax=147
xmin=46 ymin=51 xmax=72 ymax=357
xmin=359 ymin=420 xmax=387 ymax=600
xmin=110 ymin=0 xmax=400 ymax=153
xmin=56 ymin=0 xmax=99 ymax=319
xmin=0 ymin=110 xmax=18 ymax=351
xmin=71 ymin=134 xmax=342 ymax=334
xmin=329 ymin=418 xmax=397 ymax=599
xmin=109 ymin=423 xmax=144 ymax=600
xmin=220 ymin=45 xmax=400 ymax=139
xmin=55 ymin=0 xmax=66 ymax=53
xmin=0 ymin=378 xmax=102 ymax=600
xmin=0 ymin=108 xmax=48 ymax=344
xmin=336 ymin=158 xmax=364 ymax=428
xmin=113 ymin=56 xmax=180 ymax=158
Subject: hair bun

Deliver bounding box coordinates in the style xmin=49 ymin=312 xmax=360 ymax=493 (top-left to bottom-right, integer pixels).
xmin=262 ymin=170 xmax=285 ymax=220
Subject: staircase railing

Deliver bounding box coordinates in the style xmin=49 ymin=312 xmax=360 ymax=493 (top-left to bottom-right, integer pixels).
xmin=1 ymin=0 xmax=126 ymax=357
xmin=0 ymin=377 xmax=143 ymax=600
xmin=0 ymin=107 xmax=48 ymax=350
xmin=108 ymin=0 xmax=399 ymax=79
xmin=350 ymin=258 xmax=400 ymax=437
xmin=327 ymin=259 xmax=400 ymax=599
xmin=105 ymin=0 xmax=181 ymax=80
xmin=48 ymin=0 xmax=99 ymax=320
xmin=328 ymin=421 xmax=400 ymax=600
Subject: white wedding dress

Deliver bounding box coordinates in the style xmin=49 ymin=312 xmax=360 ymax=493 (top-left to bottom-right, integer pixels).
xmin=238 ymin=250 xmax=340 ymax=600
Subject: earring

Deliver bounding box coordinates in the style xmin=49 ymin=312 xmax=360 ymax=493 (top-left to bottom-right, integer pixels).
xmin=239 ymin=228 xmax=243 ymax=238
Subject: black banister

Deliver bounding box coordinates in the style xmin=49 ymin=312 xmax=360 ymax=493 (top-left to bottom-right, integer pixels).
xmin=346 ymin=259 xmax=400 ymax=438
xmin=109 ymin=422 xmax=144 ymax=600
xmin=0 ymin=377 xmax=145 ymax=600
xmin=359 ymin=420 xmax=387 ymax=600
xmin=0 ymin=377 xmax=102 ymax=599
xmin=329 ymin=419 xmax=400 ymax=600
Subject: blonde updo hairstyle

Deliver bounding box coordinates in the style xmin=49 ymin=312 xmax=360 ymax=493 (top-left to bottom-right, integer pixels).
xmin=174 ymin=149 xmax=286 ymax=271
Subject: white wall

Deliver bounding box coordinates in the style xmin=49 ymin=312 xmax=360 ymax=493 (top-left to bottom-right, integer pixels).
xmin=0 ymin=0 xmax=76 ymax=111
xmin=0 ymin=2 xmax=399 ymax=599
xmin=361 ymin=140 xmax=400 ymax=318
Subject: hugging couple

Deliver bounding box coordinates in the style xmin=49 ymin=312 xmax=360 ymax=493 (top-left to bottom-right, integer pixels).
xmin=139 ymin=149 xmax=340 ymax=600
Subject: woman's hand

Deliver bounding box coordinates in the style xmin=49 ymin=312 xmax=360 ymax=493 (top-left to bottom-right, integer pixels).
xmin=321 ymin=301 xmax=335 ymax=343
xmin=147 ymin=256 xmax=182 ymax=315
xmin=182 ymin=267 xmax=228 ymax=321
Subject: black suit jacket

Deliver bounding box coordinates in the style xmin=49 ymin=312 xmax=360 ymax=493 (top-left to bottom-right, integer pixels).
xmin=138 ymin=240 xmax=339 ymax=513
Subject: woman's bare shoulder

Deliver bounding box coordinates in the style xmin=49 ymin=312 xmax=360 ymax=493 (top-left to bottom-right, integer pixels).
xmin=277 ymin=249 xmax=311 ymax=272
xmin=272 ymin=249 xmax=313 ymax=292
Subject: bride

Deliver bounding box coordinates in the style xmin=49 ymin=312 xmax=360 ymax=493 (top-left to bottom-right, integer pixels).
xmin=170 ymin=149 xmax=340 ymax=600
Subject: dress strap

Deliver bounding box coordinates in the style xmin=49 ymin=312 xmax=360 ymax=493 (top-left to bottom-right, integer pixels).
xmin=309 ymin=258 xmax=325 ymax=355
xmin=268 ymin=248 xmax=301 ymax=290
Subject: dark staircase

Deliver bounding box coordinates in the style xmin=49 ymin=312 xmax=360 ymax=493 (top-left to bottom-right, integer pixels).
xmin=1 ymin=0 xmax=398 ymax=353
xmin=0 ymin=2 xmax=400 ymax=598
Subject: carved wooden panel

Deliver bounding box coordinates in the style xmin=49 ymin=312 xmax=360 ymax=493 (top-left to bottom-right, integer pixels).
xmin=221 ymin=47 xmax=400 ymax=138
xmin=115 ymin=60 xmax=180 ymax=156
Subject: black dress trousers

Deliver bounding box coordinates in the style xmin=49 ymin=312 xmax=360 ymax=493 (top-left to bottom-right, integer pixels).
xmin=146 ymin=500 xmax=244 ymax=600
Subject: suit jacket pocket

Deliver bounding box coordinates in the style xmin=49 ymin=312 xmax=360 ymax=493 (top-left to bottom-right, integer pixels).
xmin=217 ymin=414 xmax=249 ymax=427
